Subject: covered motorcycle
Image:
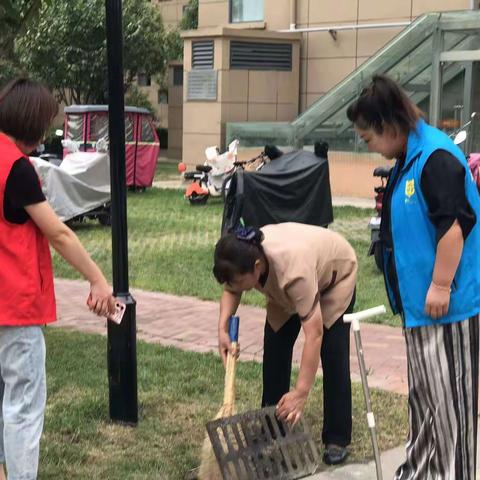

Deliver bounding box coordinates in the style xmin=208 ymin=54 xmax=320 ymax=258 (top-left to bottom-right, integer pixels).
xmin=222 ymin=147 xmax=333 ymax=232
xmin=30 ymin=151 xmax=111 ymax=225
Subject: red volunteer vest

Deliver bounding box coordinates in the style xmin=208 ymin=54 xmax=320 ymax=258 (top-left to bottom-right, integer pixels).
xmin=0 ymin=134 xmax=56 ymax=326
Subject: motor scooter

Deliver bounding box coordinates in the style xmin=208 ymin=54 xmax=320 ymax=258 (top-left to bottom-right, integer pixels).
xmin=368 ymin=166 xmax=392 ymax=271
xmin=178 ymin=140 xmax=239 ymax=205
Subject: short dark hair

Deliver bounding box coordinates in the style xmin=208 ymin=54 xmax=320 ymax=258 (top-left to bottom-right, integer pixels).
xmin=347 ymin=74 xmax=423 ymax=136
xmin=213 ymin=229 xmax=264 ymax=285
xmin=0 ymin=78 xmax=58 ymax=146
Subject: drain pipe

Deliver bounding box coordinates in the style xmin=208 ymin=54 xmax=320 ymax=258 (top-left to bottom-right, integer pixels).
xmin=289 ymin=0 xmax=296 ymax=31
xmin=280 ymin=20 xmax=411 ymax=33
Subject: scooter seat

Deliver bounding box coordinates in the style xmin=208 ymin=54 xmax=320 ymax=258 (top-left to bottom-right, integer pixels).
xmin=196 ymin=164 xmax=212 ymax=173
xmin=373 ymin=166 xmax=392 ymax=178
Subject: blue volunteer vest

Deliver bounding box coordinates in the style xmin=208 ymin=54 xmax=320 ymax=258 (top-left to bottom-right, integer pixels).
xmin=386 ymin=119 xmax=480 ymax=328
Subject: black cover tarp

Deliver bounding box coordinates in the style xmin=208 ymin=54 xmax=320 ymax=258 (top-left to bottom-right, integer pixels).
xmin=222 ymin=149 xmax=333 ymax=232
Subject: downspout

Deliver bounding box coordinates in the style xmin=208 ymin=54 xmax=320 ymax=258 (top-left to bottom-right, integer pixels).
xmin=290 ymin=0 xmax=296 ymax=30
xmin=280 ymin=20 xmax=411 ymax=33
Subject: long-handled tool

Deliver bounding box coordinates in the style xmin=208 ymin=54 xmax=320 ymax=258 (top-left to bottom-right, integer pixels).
xmin=198 ymin=316 xmax=240 ymax=480
xmin=204 ymin=316 xmax=320 ymax=479
xmin=343 ymin=305 xmax=386 ymax=480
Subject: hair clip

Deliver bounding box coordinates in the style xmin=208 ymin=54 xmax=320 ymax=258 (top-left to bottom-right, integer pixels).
xmin=234 ymin=226 xmax=256 ymax=241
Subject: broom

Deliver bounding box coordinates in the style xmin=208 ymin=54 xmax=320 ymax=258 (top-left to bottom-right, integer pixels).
xmin=198 ymin=315 xmax=240 ymax=480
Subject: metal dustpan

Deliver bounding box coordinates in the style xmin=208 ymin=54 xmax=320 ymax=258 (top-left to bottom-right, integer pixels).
xmin=205 ymin=405 xmax=320 ymax=480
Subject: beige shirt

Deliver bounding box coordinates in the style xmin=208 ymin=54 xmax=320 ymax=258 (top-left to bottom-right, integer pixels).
xmin=257 ymin=223 xmax=357 ymax=331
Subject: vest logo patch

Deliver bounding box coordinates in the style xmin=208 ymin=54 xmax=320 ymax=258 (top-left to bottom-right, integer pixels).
xmin=405 ymin=179 xmax=415 ymax=198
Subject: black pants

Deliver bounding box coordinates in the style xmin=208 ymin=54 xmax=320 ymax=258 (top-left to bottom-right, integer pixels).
xmin=261 ymin=293 xmax=355 ymax=447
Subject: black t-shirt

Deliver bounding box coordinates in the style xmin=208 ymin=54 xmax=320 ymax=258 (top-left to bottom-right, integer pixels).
xmin=381 ymin=149 xmax=476 ymax=248
xmin=3 ymin=158 xmax=46 ymax=224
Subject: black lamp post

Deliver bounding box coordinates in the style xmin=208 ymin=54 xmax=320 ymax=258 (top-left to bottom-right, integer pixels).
xmin=105 ymin=0 xmax=138 ymax=425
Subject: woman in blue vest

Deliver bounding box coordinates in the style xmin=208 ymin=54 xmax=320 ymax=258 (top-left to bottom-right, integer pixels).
xmin=347 ymin=74 xmax=480 ymax=479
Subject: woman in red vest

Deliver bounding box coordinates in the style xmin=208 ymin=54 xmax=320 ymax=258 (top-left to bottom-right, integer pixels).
xmin=0 ymin=79 xmax=115 ymax=480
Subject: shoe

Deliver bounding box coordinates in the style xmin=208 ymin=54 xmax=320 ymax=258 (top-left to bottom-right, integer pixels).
xmin=323 ymin=444 xmax=349 ymax=465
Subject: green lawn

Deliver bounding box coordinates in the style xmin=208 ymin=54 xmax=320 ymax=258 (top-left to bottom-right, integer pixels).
xmin=40 ymin=328 xmax=407 ymax=479
xmin=154 ymin=161 xmax=181 ymax=182
xmin=53 ymin=188 xmax=400 ymax=327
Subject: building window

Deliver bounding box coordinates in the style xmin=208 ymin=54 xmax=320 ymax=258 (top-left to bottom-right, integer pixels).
xmin=158 ymin=89 xmax=168 ymax=104
xmin=137 ymin=72 xmax=151 ymax=87
xmin=173 ymin=66 xmax=184 ymax=86
xmin=230 ymin=0 xmax=263 ymax=23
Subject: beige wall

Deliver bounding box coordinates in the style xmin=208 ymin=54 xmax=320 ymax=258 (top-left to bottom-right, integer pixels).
xmin=138 ymin=79 xmax=169 ymax=128
xmin=155 ymin=0 xmax=190 ymax=27
xmin=197 ymin=0 xmax=471 ymax=112
xmin=182 ymin=29 xmax=301 ymax=165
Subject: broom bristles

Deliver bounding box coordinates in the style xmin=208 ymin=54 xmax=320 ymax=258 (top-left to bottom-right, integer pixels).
xmin=198 ymin=344 xmax=238 ymax=480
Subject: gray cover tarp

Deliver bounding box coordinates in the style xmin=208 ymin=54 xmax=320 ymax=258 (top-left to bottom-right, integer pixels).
xmin=30 ymin=152 xmax=111 ymax=221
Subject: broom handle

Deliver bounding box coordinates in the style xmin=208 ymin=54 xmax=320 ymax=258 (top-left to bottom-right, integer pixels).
xmin=223 ymin=316 xmax=239 ymax=406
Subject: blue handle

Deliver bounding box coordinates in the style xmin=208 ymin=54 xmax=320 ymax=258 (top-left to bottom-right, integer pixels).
xmin=229 ymin=316 xmax=240 ymax=342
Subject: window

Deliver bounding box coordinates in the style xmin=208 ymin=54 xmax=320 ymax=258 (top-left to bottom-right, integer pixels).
xmin=158 ymin=89 xmax=168 ymax=104
xmin=125 ymin=116 xmax=134 ymax=142
xmin=66 ymin=114 xmax=84 ymax=142
xmin=230 ymin=0 xmax=263 ymax=23
xmin=137 ymin=72 xmax=151 ymax=87
xmin=173 ymin=66 xmax=184 ymax=86
xmin=141 ymin=117 xmax=155 ymax=142
xmin=89 ymin=114 xmax=109 ymax=142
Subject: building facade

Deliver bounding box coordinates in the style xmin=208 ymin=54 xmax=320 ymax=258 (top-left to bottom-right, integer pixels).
xmin=149 ymin=0 xmax=477 ymax=175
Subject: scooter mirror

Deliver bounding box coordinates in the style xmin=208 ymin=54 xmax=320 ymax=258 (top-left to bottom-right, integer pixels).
xmin=454 ymin=130 xmax=467 ymax=145
xmin=55 ymin=129 xmax=64 ymax=137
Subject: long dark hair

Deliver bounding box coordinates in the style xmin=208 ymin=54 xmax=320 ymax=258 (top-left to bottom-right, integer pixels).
xmin=0 ymin=78 xmax=58 ymax=146
xmin=347 ymin=74 xmax=423 ymax=135
xmin=213 ymin=226 xmax=264 ymax=284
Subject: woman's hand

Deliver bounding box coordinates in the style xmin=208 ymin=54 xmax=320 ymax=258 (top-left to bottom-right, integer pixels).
xmin=87 ymin=278 xmax=116 ymax=317
xmin=218 ymin=329 xmax=240 ymax=367
xmin=424 ymin=282 xmax=451 ymax=319
xmin=276 ymin=388 xmax=309 ymax=426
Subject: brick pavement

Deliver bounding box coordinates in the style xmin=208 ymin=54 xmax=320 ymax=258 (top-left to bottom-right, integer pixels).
xmin=52 ymin=278 xmax=408 ymax=396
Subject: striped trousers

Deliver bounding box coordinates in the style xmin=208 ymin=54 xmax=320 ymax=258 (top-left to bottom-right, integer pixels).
xmin=395 ymin=316 xmax=479 ymax=480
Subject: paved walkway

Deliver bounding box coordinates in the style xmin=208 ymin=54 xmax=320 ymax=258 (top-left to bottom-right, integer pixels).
xmin=52 ymin=278 xmax=407 ymax=396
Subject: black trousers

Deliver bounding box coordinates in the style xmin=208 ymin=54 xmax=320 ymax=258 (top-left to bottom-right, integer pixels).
xmin=261 ymin=292 xmax=355 ymax=447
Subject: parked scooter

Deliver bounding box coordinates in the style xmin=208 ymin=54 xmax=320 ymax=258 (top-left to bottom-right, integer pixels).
xmin=368 ymin=165 xmax=392 ymax=271
xmin=178 ymin=140 xmax=240 ymax=205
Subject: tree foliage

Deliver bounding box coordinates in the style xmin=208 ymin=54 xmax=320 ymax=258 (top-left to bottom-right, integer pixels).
xmin=164 ymin=0 xmax=198 ymax=63
xmin=16 ymin=0 xmax=167 ymax=104
xmin=0 ymin=0 xmax=45 ymax=86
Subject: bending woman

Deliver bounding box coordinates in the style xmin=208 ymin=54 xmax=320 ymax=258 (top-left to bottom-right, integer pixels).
xmin=213 ymin=222 xmax=357 ymax=465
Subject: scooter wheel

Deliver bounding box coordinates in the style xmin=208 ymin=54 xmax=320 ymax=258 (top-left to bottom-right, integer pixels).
xmin=374 ymin=243 xmax=383 ymax=271
xmin=188 ymin=192 xmax=209 ymax=205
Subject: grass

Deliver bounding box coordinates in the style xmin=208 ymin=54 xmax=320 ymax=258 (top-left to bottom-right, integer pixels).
xmin=154 ymin=161 xmax=181 ymax=182
xmin=40 ymin=328 xmax=407 ymax=479
xmin=53 ymin=188 xmax=400 ymax=327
